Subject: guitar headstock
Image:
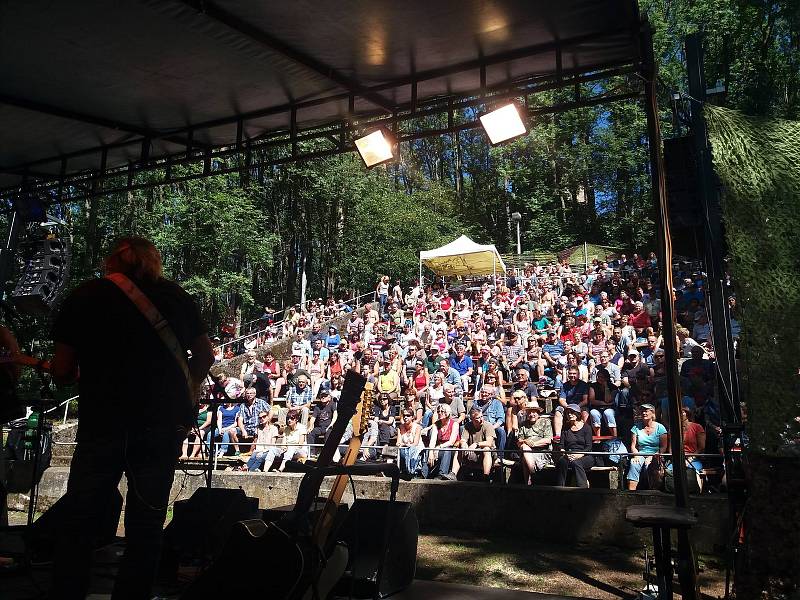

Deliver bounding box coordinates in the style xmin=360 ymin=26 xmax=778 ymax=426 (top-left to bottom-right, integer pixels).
xmin=352 ymin=382 xmax=374 ymax=438
xmin=335 ymin=369 xmax=368 ymax=425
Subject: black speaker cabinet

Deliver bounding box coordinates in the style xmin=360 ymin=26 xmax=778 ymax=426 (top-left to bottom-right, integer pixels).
xmin=335 ymin=499 xmax=418 ymax=598
xmin=160 ymin=487 xmax=260 ymax=575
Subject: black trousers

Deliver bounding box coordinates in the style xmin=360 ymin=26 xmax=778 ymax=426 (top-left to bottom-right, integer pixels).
xmin=52 ymin=426 xmax=184 ymax=599
xmin=556 ymin=454 xmax=597 ymax=488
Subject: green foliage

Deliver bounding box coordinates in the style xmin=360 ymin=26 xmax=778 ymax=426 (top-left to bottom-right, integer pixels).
xmin=706 ymin=105 xmax=800 ymax=456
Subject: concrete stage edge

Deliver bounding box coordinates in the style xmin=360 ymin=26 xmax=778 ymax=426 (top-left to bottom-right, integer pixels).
xmin=10 ymin=467 xmax=729 ymax=554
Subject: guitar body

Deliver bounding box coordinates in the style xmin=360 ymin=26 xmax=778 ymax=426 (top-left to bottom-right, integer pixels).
xmin=179 ymin=520 xmax=303 ymax=598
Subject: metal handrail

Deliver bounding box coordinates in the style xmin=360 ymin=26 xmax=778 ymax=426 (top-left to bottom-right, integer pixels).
xmin=214 ymin=290 xmax=376 ymax=353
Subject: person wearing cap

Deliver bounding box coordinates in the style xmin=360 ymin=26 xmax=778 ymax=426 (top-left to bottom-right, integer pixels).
xmin=307 ymin=389 xmax=337 ymax=456
xmin=627 ymin=403 xmax=668 ymax=490
xmin=516 ymin=400 xmax=553 ymax=485
xmin=424 ymin=345 xmax=446 ymax=374
xmin=554 ymin=403 xmax=597 ymax=488
xmin=621 ymin=347 xmax=653 ymax=393
xmin=448 ymin=343 xmax=474 ymax=393
xmin=541 ymin=329 xmax=564 ymax=377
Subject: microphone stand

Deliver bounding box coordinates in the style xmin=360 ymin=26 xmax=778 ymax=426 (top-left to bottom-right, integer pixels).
xmin=26 ymin=366 xmax=54 ymax=527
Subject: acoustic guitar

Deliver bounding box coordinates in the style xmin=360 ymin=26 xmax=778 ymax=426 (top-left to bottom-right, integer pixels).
xmin=179 ymin=368 xmax=370 ymax=599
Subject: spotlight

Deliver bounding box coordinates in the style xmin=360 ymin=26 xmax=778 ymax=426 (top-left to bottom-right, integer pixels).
xmin=354 ymin=129 xmax=395 ymax=168
xmin=479 ymin=102 xmax=527 ymax=145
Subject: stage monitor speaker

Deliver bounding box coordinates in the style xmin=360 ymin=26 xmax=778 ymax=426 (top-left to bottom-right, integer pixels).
xmin=160 ymin=487 xmax=260 ymax=575
xmin=334 ymin=499 xmax=418 ymax=598
xmin=26 ymin=488 xmax=123 ymax=561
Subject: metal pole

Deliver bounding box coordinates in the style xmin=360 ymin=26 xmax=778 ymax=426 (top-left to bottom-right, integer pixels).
xmin=0 ymin=211 xmax=23 ymax=292
xmin=516 ymin=222 xmax=521 ymax=255
xmin=584 ymin=241 xmax=589 ymax=271
xmin=685 ymin=33 xmax=740 ymax=423
xmin=642 ymin=21 xmax=700 ymax=599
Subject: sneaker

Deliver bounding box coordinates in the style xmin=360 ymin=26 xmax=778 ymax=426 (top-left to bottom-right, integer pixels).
xmin=552 ymin=435 xmax=561 ymax=444
xmin=439 ymin=472 xmax=457 ymax=481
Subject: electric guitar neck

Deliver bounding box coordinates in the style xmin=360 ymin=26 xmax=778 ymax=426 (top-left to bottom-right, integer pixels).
xmin=311 ymin=382 xmax=374 ymax=550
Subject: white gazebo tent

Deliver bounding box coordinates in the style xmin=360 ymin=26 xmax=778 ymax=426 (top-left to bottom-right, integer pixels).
xmin=419 ymin=235 xmax=507 ymax=284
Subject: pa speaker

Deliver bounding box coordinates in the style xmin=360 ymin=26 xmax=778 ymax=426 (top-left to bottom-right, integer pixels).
xmin=11 ymin=234 xmax=71 ymax=315
xmin=335 ymin=500 xmax=418 ymax=598
xmin=160 ymin=487 xmax=260 ymax=575
xmin=26 ymin=488 xmax=123 ymax=561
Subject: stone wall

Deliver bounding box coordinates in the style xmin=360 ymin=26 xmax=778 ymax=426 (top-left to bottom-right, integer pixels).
xmin=11 ymin=467 xmax=729 ymax=554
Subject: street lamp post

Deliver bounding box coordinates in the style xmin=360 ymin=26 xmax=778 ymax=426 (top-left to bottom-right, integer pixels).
xmin=511 ymin=212 xmax=522 ymax=255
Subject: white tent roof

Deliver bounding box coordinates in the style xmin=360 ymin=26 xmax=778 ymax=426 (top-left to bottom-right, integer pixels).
xmin=420 ymin=235 xmax=507 ymax=276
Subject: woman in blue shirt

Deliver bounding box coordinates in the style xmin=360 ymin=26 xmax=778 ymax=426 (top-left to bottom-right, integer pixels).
xmin=325 ymin=325 xmax=341 ymax=349
xmin=627 ymin=403 xmax=668 ymax=490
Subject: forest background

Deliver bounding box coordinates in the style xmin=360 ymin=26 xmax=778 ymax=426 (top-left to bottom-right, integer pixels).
xmin=11 ymin=1 xmax=798 ymax=338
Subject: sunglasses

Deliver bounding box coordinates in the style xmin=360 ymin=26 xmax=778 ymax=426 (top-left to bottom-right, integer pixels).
xmin=258 ymin=415 xmax=269 ymax=419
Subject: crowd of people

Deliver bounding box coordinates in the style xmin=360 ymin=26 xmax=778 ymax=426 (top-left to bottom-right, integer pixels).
xmin=193 ymin=254 xmax=726 ymax=490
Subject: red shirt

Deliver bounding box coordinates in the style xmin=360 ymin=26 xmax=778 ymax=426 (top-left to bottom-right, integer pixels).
xmin=629 ymin=310 xmax=652 ymax=329
xmin=683 ymin=422 xmax=705 ymax=454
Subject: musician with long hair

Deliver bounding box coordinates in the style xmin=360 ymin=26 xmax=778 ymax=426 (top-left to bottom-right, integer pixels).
xmin=50 ymin=236 xmax=214 ymax=599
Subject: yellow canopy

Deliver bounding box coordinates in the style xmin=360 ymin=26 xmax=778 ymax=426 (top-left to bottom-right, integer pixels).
xmin=420 ymin=235 xmax=507 ymax=277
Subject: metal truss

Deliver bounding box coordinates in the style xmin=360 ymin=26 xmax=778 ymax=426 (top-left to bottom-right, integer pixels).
xmin=0 ymin=24 xmax=644 ymax=208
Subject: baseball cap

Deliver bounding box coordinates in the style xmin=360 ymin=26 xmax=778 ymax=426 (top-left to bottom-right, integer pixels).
xmin=593 ymin=316 xmax=602 ymax=322
xmin=565 ymin=403 xmax=582 ymax=414
xmin=627 ymin=348 xmax=639 ymax=356
xmin=291 ymin=349 xmax=303 ymax=357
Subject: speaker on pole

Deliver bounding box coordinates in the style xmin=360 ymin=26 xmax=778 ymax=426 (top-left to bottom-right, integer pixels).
xmin=10 ymin=235 xmax=71 ymax=315
xmin=334 ymin=499 xmax=418 ymax=598
xmin=664 ymin=136 xmax=704 ymax=258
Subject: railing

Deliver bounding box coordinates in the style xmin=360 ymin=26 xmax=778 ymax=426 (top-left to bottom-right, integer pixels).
xmin=214 ymin=290 xmax=377 ymax=355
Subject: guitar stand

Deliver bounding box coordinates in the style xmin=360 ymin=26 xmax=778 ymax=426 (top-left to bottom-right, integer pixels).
xmin=295 ymin=462 xmax=401 ymax=600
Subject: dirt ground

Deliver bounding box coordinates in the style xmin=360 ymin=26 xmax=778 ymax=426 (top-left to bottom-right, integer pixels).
xmin=6 ymin=511 xmax=728 ymax=599
xmin=416 ymin=530 xmax=728 ymax=599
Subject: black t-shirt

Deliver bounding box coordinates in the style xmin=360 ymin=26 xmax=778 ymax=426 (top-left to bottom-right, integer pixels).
xmin=372 ymin=404 xmax=396 ymax=445
xmin=52 ymin=276 xmax=205 ymax=435
xmin=560 ymin=422 xmax=593 ymax=452
xmin=311 ymin=400 xmax=337 ymax=430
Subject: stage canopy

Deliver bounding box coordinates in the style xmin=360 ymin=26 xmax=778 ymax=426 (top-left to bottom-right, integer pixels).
xmin=420 ymin=235 xmax=507 ymax=277
xmin=0 ymin=0 xmax=643 ymax=204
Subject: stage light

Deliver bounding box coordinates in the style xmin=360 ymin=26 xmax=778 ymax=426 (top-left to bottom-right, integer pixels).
xmin=354 ymin=129 xmax=394 ymax=168
xmin=479 ymin=103 xmax=527 ymax=145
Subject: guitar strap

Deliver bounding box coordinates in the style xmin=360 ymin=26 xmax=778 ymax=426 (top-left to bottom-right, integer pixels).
xmin=105 ymin=273 xmax=193 ymax=399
